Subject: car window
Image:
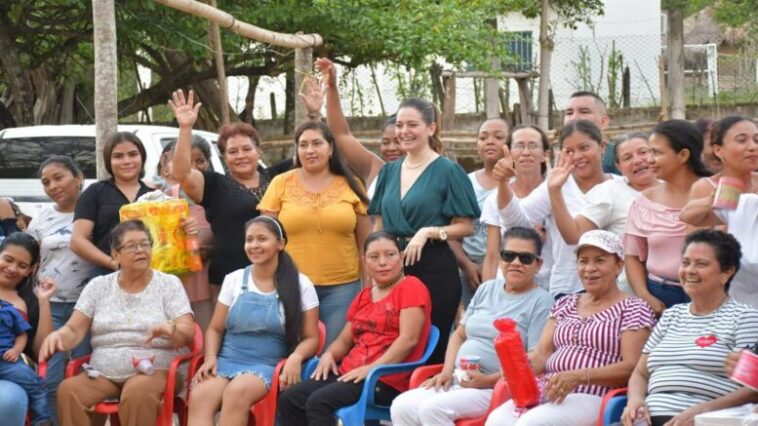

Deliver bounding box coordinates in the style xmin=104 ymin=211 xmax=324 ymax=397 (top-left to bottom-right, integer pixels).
xmin=0 ymin=137 xmax=97 ymax=178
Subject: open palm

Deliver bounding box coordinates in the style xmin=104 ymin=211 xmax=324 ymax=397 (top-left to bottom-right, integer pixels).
xmin=168 ymin=89 xmax=201 ymax=128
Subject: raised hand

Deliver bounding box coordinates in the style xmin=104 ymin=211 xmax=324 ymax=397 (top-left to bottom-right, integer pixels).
xmin=546 ymin=150 xmax=575 ymax=191
xmin=314 ymin=57 xmax=338 ymax=89
xmin=298 ymin=75 xmax=323 ymax=114
xmin=168 ymin=89 xmax=202 ymax=128
xmin=493 ymin=144 xmax=516 ymax=182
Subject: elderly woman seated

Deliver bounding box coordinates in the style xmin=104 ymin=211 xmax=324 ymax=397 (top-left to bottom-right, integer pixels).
xmin=622 ymin=229 xmax=758 ymax=426
xmin=486 ymin=230 xmax=657 ymax=426
xmin=389 ymin=227 xmax=554 ymax=425
xmin=39 ymin=220 xmax=195 ymax=426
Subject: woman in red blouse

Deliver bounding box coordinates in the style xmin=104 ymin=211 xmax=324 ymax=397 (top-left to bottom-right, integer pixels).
xmin=277 ymin=231 xmax=431 ymax=426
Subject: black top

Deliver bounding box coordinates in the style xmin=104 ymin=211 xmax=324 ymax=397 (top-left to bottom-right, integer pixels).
xmin=74 ymin=180 xmax=153 ymax=255
xmin=267 ymin=158 xmax=295 ymax=178
xmin=200 ymin=170 xmax=269 ymax=284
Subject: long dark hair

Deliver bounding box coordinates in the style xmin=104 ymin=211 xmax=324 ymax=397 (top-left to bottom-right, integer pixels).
xmin=103 ymin=132 xmax=147 ymax=178
xmin=0 ymin=232 xmax=41 ymax=354
xmin=652 ymin=120 xmax=711 ymax=177
xmin=245 ymin=216 xmax=303 ymax=354
xmin=397 ymin=98 xmax=443 ymax=153
xmin=559 ymin=119 xmax=604 ymax=148
xmin=293 ymin=121 xmax=370 ymax=205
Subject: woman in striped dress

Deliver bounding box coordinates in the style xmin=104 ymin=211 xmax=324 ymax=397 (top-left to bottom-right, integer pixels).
xmin=622 ymin=229 xmax=758 ymax=426
xmin=486 ymin=230 xmax=657 ymax=426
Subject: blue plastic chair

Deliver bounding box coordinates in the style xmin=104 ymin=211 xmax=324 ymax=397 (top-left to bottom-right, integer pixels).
xmin=304 ymin=325 xmax=440 ymax=426
xmin=598 ymin=388 xmax=628 ymax=426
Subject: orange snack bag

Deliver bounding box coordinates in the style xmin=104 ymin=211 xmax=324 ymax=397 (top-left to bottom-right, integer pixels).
xmin=119 ymin=198 xmax=192 ymax=274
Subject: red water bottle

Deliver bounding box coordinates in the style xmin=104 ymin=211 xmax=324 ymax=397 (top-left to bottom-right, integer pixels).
xmin=185 ymin=235 xmax=203 ymax=272
xmin=493 ymin=318 xmax=540 ymax=408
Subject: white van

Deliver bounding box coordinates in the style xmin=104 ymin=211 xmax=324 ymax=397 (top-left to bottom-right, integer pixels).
xmin=0 ymin=124 xmax=226 ymax=218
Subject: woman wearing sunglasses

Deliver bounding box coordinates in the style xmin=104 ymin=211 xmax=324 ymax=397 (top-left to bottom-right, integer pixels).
xmin=391 ymin=227 xmax=553 ymax=425
xmin=485 ymin=230 xmax=656 ymax=426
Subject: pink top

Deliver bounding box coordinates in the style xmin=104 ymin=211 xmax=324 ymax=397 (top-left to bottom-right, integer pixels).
xmin=542 ymin=295 xmax=656 ymax=397
xmin=623 ymin=195 xmax=688 ymax=282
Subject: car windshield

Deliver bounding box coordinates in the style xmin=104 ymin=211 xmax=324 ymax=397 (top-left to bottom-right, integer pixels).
xmin=0 ymin=136 xmax=97 ymax=178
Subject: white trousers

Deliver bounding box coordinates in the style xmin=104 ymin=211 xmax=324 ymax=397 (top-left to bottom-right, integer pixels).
xmin=391 ymin=385 xmax=493 ymax=426
xmin=484 ymin=393 xmax=603 ymax=426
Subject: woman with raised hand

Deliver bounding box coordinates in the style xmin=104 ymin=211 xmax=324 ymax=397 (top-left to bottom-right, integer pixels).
xmin=368 ymin=97 xmax=480 ymax=364
xmin=546 ymin=133 xmax=657 ymax=294
xmin=303 ymin=58 xmax=399 ymax=199
xmin=390 ymin=227 xmax=554 ymax=426
xmin=624 ymin=120 xmax=711 ymax=315
xmin=278 ymin=231 xmax=431 ymax=426
xmin=169 ymin=90 xmax=270 ymax=300
xmin=43 ymin=220 xmax=195 ymax=426
xmin=27 ymin=156 xmax=94 ymax=422
xmin=496 ymin=120 xmax=614 ymax=298
xmin=480 ymin=125 xmax=549 ymax=285
xmin=622 ymin=230 xmax=758 ymax=426
xmin=258 ymin=121 xmax=369 ymax=348
xmin=485 ymin=230 xmax=656 ymax=426
xmin=680 ymin=116 xmax=758 ymax=308
xmin=187 ymin=216 xmax=320 ymax=426
xmin=71 ymin=132 xmax=153 ymax=277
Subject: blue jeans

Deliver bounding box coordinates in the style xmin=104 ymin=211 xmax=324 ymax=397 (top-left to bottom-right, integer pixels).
xmin=0 ymin=360 xmax=50 ymax=424
xmin=0 ymin=379 xmax=28 ymax=426
xmin=47 ymin=302 xmax=92 ymax=424
xmin=314 ymin=280 xmax=361 ymax=349
xmin=647 ymin=276 xmax=691 ymax=308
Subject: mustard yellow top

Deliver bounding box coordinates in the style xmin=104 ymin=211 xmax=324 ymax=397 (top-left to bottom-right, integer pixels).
xmin=258 ymin=169 xmax=368 ymax=285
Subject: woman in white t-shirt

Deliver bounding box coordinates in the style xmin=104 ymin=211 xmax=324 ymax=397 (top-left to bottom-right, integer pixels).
xmin=545 ymin=133 xmax=658 ymax=293
xmin=188 ymin=216 xmax=320 ymax=426
xmin=480 ymin=125 xmax=549 ymax=284
xmin=27 ymin=155 xmax=94 ymax=421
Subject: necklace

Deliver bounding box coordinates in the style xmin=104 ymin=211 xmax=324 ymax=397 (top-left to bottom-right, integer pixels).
xmin=374 ymin=273 xmax=405 ymax=290
xmin=403 ymin=153 xmax=434 ymax=169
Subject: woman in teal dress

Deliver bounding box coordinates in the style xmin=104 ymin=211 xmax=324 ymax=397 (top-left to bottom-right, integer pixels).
xmin=369 ymin=97 xmax=481 ymax=364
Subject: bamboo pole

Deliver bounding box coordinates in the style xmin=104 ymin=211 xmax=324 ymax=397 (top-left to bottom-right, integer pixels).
xmin=154 ymin=0 xmax=323 ymax=48
xmin=207 ymin=0 xmax=229 ymax=124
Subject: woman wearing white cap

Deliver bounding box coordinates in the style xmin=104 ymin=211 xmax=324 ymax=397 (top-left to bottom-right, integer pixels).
xmin=486 ymin=230 xmax=657 ymax=426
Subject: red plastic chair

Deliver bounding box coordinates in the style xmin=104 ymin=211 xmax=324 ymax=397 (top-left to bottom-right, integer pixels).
xmin=181 ymin=321 xmax=325 ymax=426
xmin=408 ymin=364 xmax=512 ymax=426
xmin=248 ymin=321 xmax=326 ymax=426
xmin=64 ymin=322 xmax=203 ymax=426
xmin=24 ymin=360 xmax=48 ymax=426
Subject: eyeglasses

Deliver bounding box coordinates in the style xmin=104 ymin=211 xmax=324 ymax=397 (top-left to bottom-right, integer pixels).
xmin=500 ymin=250 xmax=538 ymax=265
xmin=510 ymin=142 xmax=543 ymax=152
xmin=118 ymin=241 xmax=153 ymax=253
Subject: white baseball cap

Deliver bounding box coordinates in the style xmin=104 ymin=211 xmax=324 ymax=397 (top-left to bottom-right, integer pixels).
xmin=575 ymin=230 xmax=624 ymax=259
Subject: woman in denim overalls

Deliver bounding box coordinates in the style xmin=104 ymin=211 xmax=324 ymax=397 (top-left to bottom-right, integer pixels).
xmin=188 ymin=216 xmax=321 ymax=426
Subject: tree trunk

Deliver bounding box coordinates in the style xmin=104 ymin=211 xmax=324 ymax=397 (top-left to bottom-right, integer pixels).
xmin=294 ymin=45 xmax=313 ymax=127
xmin=666 ymin=8 xmax=685 ymax=119
xmin=484 ymin=18 xmax=500 ymax=119
xmin=536 ymin=0 xmax=552 ymax=130
xmin=0 ymin=25 xmax=36 ymax=126
xmin=283 ymin=69 xmax=294 ymax=134
xmin=240 ymin=75 xmax=259 ymax=124
xmin=207 ymin=0 xmax=230 ymax=124
xmin=92 ymin=0 xmax=119 ymax=179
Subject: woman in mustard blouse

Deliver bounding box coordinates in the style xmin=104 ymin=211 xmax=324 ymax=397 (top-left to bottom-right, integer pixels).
xmin=259 ymin=121 xmax=370 ymax=347
xmin=369 ymin=98 xmax=481 ymax=364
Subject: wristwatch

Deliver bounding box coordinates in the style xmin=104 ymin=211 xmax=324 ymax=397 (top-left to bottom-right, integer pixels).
xmin=438 ymin=227 xmax=448 ymax=241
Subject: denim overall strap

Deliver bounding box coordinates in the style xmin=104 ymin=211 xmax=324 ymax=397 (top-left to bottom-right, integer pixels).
xmin=241 ymin=265 xmax=251 ymax=292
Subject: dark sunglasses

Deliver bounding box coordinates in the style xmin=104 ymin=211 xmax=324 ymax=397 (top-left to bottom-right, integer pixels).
xmin=499 ymin=250 xmax=538 ymax=265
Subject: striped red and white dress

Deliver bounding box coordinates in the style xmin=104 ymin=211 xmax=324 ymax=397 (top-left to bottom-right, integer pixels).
xmin=540 ymin=294 xmax=657 ymax=397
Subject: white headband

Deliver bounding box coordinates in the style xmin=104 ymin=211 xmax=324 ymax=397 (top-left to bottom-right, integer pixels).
xmin=257 ymin=216 xmax=284 ymax=239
